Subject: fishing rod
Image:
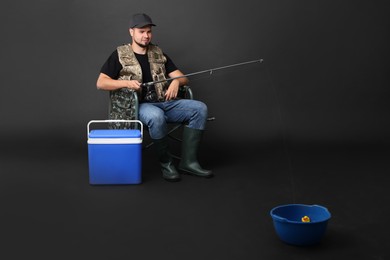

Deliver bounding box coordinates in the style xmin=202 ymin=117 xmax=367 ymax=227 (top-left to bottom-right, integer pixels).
xmin=141 ymin=58 xmax=264 ymax=87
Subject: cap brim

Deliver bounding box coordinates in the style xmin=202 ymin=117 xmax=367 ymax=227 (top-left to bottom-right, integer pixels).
xmin=133 ymin=23 xmax=156 ymax=28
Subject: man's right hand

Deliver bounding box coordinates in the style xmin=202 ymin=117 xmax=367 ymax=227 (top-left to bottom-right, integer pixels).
xmin=126 ymin=80 xmax=141 ymax=91
xmin=97 ymin=73 xmax=141 ymax=91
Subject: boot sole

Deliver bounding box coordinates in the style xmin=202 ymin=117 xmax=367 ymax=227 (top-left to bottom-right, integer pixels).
xmin=178 ymin=168 xmax=214 ymax=178
xmin=163 ymin=177 xmax=181 ymax=182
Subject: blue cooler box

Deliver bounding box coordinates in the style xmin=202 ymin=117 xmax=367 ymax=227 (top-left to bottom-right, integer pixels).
xmin=87 ymin=120 xmax=143 ymax=185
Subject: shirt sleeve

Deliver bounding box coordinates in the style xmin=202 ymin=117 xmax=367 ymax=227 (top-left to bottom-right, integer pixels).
xmin=164 ymin=53 xmax=178 ymax=74
xmin=100 ymin=50 xmax=122 ymax=79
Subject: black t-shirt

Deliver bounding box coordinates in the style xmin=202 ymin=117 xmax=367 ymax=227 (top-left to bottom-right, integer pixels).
xmin=100 ymin=49 xmax=178 ymax=84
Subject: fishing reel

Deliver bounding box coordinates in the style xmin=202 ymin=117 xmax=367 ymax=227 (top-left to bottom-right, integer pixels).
xmin=141 ymin=84 xmax=159 ymax=102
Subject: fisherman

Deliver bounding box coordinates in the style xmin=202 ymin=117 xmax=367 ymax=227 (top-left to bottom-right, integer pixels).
xmin=96 ymin=13 xmax=212 ymax=182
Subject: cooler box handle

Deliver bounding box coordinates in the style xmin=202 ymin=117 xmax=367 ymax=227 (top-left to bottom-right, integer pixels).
xmin=87 ymin=120 xmax=143 ymax=139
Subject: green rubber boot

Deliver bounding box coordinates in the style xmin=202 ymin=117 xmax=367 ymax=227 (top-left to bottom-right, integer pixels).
xmin=178 ymin=127 xmax=213 ymax=178
xmin=153 ymin=137 xmax=180 ymax=182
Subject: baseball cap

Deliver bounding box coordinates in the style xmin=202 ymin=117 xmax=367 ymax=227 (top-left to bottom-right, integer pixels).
xmin=129 ymin=13 xmax=156 ymax=28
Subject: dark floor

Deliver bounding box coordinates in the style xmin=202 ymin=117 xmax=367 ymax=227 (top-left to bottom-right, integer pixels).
xmin=1 ymin=137 xmax=389 ymax=260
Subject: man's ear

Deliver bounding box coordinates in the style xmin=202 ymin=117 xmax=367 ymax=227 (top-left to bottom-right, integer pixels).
xmin=129 ymin=28 xmax=133 ymax=37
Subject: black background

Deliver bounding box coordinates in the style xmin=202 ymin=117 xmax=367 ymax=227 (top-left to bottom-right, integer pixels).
xmin=1 ymin=0 xmax=388 ymax=144
xmin=1 ymin=0 xmax=389 ymax=259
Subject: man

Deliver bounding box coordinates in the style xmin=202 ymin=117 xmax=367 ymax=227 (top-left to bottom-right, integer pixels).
xmin=96 ymin=13 xmax=212 ymax=182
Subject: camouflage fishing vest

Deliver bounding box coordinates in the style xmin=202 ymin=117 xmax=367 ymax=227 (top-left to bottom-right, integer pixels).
xmin=109 ymin=44 xmax=169 ymax=129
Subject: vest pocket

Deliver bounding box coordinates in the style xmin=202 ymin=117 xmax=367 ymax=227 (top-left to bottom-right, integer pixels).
xmin=111 ymin=89 xmax=135 ymax=109
xmin=109 ymin=89 xmax=136 ymax=129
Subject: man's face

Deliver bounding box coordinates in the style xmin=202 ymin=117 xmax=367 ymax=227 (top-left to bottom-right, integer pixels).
xmin=130 ymin=26 xmax=152 ymax=48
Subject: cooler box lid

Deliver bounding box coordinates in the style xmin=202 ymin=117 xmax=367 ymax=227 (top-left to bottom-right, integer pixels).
xmin=88 ymin=129 xmax=142 ymax=144
xmin=89 ymin=129 xmax=141 ymax=138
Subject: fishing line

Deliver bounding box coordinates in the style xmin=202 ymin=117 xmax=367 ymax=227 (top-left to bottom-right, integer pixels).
xmin=264 ymin=65 xmax=297 ymax=203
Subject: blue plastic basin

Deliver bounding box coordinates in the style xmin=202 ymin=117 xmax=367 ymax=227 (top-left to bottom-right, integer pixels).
xmin=270 ymin=204 xmax=331 ymax=246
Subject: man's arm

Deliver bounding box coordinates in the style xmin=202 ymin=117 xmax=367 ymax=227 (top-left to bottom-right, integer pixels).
xmin=96 ymin=73 xmax=142 ymax=92
xmin=164 ymin=69 xmax=189 ymax=100
xmin=168 ymin=69 xmax=189 ymax=86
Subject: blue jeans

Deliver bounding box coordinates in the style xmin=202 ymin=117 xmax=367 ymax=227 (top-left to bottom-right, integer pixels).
xmin=138 ymin=99 xmax=208 ymax=139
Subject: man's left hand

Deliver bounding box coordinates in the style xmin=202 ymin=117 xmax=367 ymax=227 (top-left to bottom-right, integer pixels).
xmin=165 ymin=80 xmax=180 ymax=100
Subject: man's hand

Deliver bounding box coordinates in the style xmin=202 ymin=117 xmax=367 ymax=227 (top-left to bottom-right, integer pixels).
xmin=97 ymin=73 xmax=142 ymax=91
xmin=126 ymin=80 xmax=141 ymax=91
xmin=165 ymin=79 xmax=180 ymax=100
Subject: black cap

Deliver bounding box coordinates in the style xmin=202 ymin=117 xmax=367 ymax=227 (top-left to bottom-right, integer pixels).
xmin=129 ymin=13 xmax=156 ymax=28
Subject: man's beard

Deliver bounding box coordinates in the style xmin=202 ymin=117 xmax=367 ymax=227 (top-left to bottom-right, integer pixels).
xmin=134 ymin=39 xmax=149 ymax=48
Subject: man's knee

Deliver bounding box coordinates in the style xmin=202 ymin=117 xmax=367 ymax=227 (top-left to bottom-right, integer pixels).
xmin=145 ymin=113 xmax=166 ymax=128
xmin=139 ymin=106 xmax=165 ymax=127
xmin=194 ymin=101 xmax=208 ymax=120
